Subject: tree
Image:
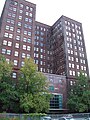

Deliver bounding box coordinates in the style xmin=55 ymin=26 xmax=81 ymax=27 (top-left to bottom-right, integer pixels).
xmin=67 ymin=72 xmax=90 ymax=112
xmin=0 ymin=54 xmax=19 ymax=113
xmin=18 ymin=58 xmax=51 ymax=113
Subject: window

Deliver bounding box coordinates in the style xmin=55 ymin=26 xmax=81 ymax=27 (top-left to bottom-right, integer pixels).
xmin=9 ymin=34 xmax=13 ymax=38
xmin=77 ymin=65 xmax=79 ymax=69
xmin=5 ymin=25 xmax=9 ymax=30
xmin=14 ymin=1 xmax=18 ymax=6
xmin=13 ymin=8 xmax=17 ymax=12
xmin=72 ymin=64 xmax=74 ymax=68
xmin=27 ymin=54 xmax=30 ymax=58
xmin=22 ymin=53 xmax=25 ymax=58
xmin=30 ymin=7 xmax=33 ymax=11
xmin=16 ymin=36 xmax=20 ymax=40
xmin=7 ymin=50 xmax=11 ymax=55
xmin=24 ymin=31 xmax=27 ymax=35
xmin=12 ymin=72 xmax=17 ymax=78
xmin=77 ymin=72 xmax=80 ymax=76
xmin=36 ymin=54 xmax=39 ymax=58
xmin=40 ymin=49 xmax=43 ymax=53
xmin=76 ymin=58 xmax=78 ymax=62
xmin=27 ymin=38 xmax=31 ymax=43
xmin=14 ymin=60 xmax=18 ymax=66
xmin=84 ymin=66 xmax=86 ymax=71
xmin=20 ymin=4 xmax=23 ymax=8
xmin=19 ymin=10 xmax=23 ymax=13
xmin=69 ymin=70 xmax=72 ymax=75
xmin=25 ymin=18 xmax=28 ymax=21
xmin=40 ymin=68 xmax=43 ymax=72
xmin=26 ymin=12 xmax=29 ymax=16
xmin=71 ymin=50 xmax=73 ymax=54
xmin=68 ymin=50 xmax=70 ymax=54
xmin=69 ymin=63 xmax=71 ymax=68
xmin=10 ymin=27 xmax=14 ymax=31
xmin=29 ymin=19 xmax=32 ymax=23
xmin=27 ymin=46 xmax=30 ymax=51
xmin=14 ymin=51 xmax=18 ymax=57
xmin=8 ymin=41 xmax=12 ymax=46
xmin=81 ymin=66 xmax=83 ymax=70
xmin=21 ymin=61 xmax=24 ymax=66
xmin=3 ymin=40 xmax=7 ymax=45
xmin=28 ymin=32 xmax=31 ymax=36
xmin=73 ymin=71 xmax=75 ymax=76
xmin=11 ymin=20 xmax=14 ymax=24
xmin=4 ymin=33 xmax=8 ymax=37
xmin=12 ymin=14 xmax=16 ymax=18
xmin=18 ymin=22 xmax=22 ymax=26
xmin=17 ymin=29 xmax=21 ymax=33
xmin=23 ymin=38 xmax=27 ymax=42
xmin=19 ymin=16 xmax=22 ymax=20
xmin=26 ymin=6 xmax=29 ymax=10
xmin=29 ymin=13 xmax=32 ymax=17
xmin=23 ymin=45 xmax=26 ymax=50
xmin=6 ymin=58 xmax=10 ymax=64
xmin=15 ymin=43 xmax=19 ymax=48
xmin=40 ymin=55 xmax=43 ymax=59
xmin=40 ymin=61 xmax=43 ymax=65
xmin=2 ymin=49 xmax=6 ymax=54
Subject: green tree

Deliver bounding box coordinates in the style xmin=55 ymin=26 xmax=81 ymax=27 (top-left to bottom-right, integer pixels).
xmin=18 ymin=58 xmax=51 ymax=113
xmin=67 ymin=72 xmax=90 ymax=112
xmin=0 ymin=54 xmax=19 ymax=113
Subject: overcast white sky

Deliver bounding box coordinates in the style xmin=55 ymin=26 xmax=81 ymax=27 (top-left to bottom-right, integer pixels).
xmin=0 ymin=0 xmax=90 ymax=74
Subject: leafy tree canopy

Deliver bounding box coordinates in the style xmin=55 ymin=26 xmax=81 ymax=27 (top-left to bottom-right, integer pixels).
xmin=67 ymin=72 xmax=90 ymax=112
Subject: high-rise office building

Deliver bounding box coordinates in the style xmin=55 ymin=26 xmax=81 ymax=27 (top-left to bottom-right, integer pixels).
xmin=47 ymin=15 xmax=89 ymax=79
xmin=0 ymin=0 xmax=89 ymax=113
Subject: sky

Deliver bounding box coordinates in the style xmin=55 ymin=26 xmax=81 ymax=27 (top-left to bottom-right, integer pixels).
xmin=0 ymin=0 xmax=90 ymax=74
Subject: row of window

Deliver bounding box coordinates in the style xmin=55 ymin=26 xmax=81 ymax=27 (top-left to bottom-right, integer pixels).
xmin=34 ymin=53 xmax=45 ymax=59
xmin=66 ymin=25 xmax=82 ymax=35
xmin=65 ymin=20 xmax=81 ymax=30
xmin=68 ymin=63 xmax=86 ymax=70
xmin=2 ymin=49 xmax=31 ymax=58
xmin=8 ymin=12 xmax=33 ymax=19
xmin=11 ymin=1 xmax=33 ymax=12
xmin=35 ymin=36 xmax=44 ymax=41
xmin=36 ymin=25 xmax=48 ymax=32
xmin=67 ymin=44 xmax=84 ymax=52
xmin=68 ymin=56 xmax=85 ymax=64
xmin=34 ymin=47 xmax=45 ymax=53
xmin=3 ymin=38 xmax=31 ymax=46
xmin=34 ymin=59 xmax=46 ymax=65
xmin=69 ymin=70 xmax=87 ymax=77
xmin=4 ymin=31 xmax=32 ymax=39
xmin=68 ymin=49 xmax=85 ymax=57
xmin=34 ymin=41 xmax=45 ymax=47
xmin=35 ymin=31 xmax=45 ymax=36
xmin=66 ymin=31 xmax=82 ymax=40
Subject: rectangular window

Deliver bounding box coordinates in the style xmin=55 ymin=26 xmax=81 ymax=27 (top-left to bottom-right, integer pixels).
xmin=22 ymin=53 xmax=25 ymax=58
xmin=14 ymin=51 xmax=18 ymax=57
xmin=8 ymin=41 xmax=12 ymax=46
xmin=15 ymin=43 xmax=19 ymax=48
xmin=16 ymin=36 xmax=20 ymax=40
xmin=3 ymin=40 xmax=7 ymax=45
xmin=27 ymin=46 xmax=30 ymax=51
xmin=23 ymin=45 xmax=26 ymax=50
xmin=12 ymin=72 xmax=17 ymax=78
xmin=7 ymin=50 xmax=11 ymax=55
xmin=14 ymin=60 xmax=18 ymax=66
xmin=27 ymin=54 xmax=30 ymax=58
xmin=2 ymin=49 xmax=6 ymax=54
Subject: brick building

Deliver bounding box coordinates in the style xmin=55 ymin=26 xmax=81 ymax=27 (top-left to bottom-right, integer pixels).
xmin=0 ymin=0 xmax=89 ymax=113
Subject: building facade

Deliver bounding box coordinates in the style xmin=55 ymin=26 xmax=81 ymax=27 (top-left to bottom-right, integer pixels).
xmin=0 ymin=0 xmax=89 ymax=112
